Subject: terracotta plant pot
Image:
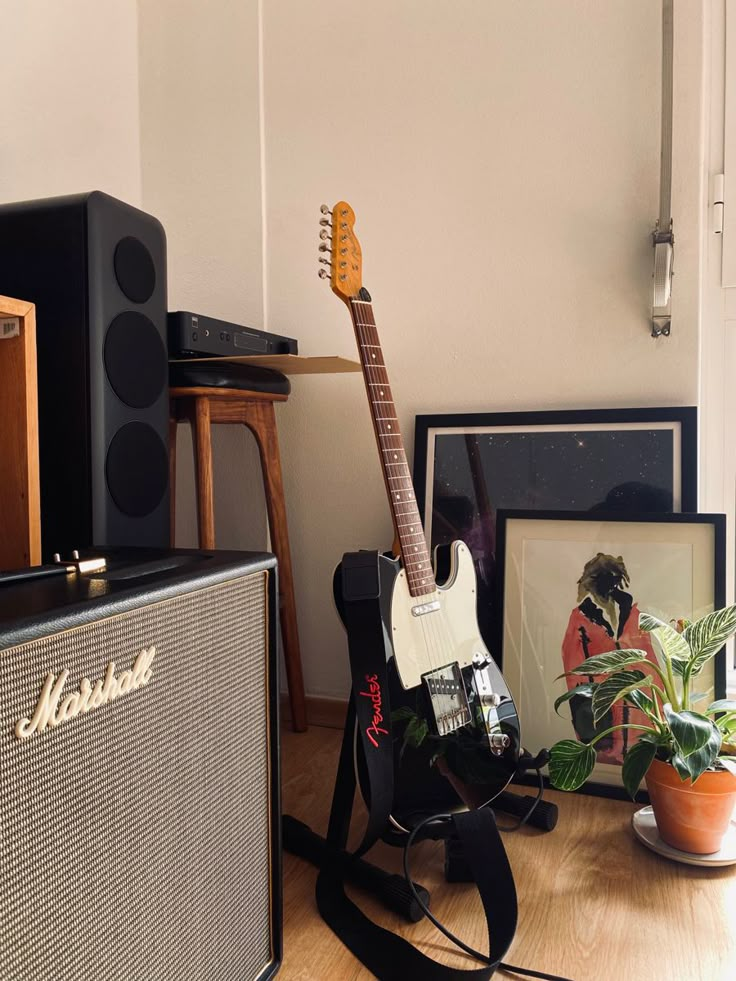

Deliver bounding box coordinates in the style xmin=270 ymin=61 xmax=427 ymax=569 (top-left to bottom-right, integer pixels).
xmin=645 ymin=757 xmax=736 ymax=854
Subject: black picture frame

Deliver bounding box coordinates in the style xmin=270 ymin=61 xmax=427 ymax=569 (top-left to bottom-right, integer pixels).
xmin=494 ymin=509 xmax=726 ymax=800
xmin=413 ymin=407 xmax=697 ymax=654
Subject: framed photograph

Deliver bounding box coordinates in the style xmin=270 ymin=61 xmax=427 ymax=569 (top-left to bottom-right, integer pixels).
xmin=495 ymin=510 xmax=726 ymax=798
xmin=413 ymin=407 xmax=697 ymax=650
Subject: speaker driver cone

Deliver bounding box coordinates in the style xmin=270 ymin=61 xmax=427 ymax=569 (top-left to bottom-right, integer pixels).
xmin=106 ymin=423 xmax=168 ymax=517
xmin=104 ymin=311 xmax=167 ymax=409
xmin=114 ymin=235 xmax=156 ymax=303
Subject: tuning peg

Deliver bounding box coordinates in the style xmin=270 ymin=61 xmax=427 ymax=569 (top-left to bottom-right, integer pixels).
xmin=318 ymin=243 xmax=331 ymax=253
xmin=318 ymin=269 xmax=330 ymax=279
xmin=320 ymin=204 xmax=332 ymax=215
xmin=319 ymin=256 xmax=331 ymax=265
xmin=319 ymin=229 xmax=332 ymax=241
xmin=319 ymin=218 xmax=332 ymax=227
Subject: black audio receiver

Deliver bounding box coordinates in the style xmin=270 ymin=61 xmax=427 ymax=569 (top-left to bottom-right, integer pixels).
xmin=168 ymin=311 xmax=298 ymax=359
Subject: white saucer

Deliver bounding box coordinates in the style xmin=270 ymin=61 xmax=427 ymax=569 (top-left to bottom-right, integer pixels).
xmin=632 ymin=806 xmax=736 ymax=867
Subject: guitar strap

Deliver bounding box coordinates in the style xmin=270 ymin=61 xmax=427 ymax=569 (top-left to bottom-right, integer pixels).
xmin=315 ymin=550 xmax=518 ymax=980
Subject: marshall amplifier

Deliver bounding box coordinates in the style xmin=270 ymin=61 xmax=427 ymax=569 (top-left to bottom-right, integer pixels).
xmin=0 ymin=548 xmax=281 ymax=981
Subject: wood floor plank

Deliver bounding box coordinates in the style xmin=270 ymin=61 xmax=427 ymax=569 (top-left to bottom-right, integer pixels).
xmin=280 ymin=725 xmax=736 ymax=980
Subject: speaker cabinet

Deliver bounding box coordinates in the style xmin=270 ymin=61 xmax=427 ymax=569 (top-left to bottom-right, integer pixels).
xmin=0 ymin=192 xmax=169 ymax=557
xmin=0 ymin=549 xmax=281 ymax=981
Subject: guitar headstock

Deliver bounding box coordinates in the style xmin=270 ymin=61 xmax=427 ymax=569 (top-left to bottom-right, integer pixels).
xmin=318 ymin=201 xmax=367 ymax=303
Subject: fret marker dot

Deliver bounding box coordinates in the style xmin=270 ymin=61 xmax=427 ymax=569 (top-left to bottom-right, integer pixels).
xmin=372 ymin=353 xmax=376 ymax=359
xmin=393 ymin=454 xmax=398 ymax=460
xmin=410 ymin=527 xmax=414 ymax=532
xmin=380 ymin=390 xmax=384 ymax=396
xmin=387 ymin=424 xmax=391 ymax=430
xmin=396 ymin=494 xmax=400 ymax=499
xmin=414 ymin=547 xmax=418 ymax=551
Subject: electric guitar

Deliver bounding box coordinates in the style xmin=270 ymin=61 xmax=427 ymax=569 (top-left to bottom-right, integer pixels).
xmin=320 ymin=202 xmax=521 ymax=827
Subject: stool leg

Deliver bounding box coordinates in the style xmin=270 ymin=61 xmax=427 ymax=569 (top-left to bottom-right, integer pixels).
xmin=246 ymin=401 xmax=307 ymax=732
xmin=191 ymin=397 xmax=216 ymax=550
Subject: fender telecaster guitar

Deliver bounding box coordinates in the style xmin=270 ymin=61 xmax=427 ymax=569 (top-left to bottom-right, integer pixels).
xmin=320 ymin=202 xmax=520 ymax=825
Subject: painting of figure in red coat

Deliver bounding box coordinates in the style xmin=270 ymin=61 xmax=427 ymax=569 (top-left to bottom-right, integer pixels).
xmin=562 ymin=552 xmax=659 ymax=766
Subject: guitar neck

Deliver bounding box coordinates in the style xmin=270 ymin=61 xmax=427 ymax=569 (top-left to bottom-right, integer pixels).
xmin=349 ymin=296 xmax=436 ymax=597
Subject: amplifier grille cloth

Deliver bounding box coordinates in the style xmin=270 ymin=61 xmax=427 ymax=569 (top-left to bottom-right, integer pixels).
xmin=0 ymin=572 xmax=273 ymax=980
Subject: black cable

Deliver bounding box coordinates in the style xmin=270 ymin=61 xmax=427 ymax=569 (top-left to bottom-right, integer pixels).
xmin=495 ymin=769 xmax=546 ymax=833
xmin=401 ymin=770 xmax=575 ymax=981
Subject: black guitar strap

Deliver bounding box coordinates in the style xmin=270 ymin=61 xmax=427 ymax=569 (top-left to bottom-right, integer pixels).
xmin=315 ymin=550 xmax=518 ymax=980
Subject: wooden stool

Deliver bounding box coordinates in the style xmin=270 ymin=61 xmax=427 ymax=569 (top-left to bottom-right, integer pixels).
xmin=169 ymin=382 xmax=307 ymax=732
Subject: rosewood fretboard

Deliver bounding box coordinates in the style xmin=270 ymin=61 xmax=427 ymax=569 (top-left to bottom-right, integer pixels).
xmin=349 ymin=296 xmax=436 ymax=598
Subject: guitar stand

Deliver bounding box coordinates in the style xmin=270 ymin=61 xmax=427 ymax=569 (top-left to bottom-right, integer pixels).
xmin=283 ymin=781 xmax=558 ymax=919
xmin=282 ymin=814 xmax=430 ymax=923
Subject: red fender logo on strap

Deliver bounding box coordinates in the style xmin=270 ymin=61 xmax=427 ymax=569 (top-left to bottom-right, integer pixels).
xmin=359 ymin=673 xmax=388 ymax=748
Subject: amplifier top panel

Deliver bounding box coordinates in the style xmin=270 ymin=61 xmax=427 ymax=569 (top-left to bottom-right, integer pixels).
xmin=0 ymin=548 xmax=276 ymax=650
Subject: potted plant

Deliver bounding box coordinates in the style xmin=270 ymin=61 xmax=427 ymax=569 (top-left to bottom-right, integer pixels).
xmin=549 ymin=606 xmax=736 ymax=854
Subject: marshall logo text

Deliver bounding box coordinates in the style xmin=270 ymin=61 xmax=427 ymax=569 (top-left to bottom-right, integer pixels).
xmin=359 ymin=673 xmax=388 ymax=748
xmin=14 ymin=646 xmax=156 ymax=740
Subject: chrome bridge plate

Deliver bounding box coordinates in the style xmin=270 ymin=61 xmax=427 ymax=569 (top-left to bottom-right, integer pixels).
xmin=422 ymin=662 xmax=471 ymax=736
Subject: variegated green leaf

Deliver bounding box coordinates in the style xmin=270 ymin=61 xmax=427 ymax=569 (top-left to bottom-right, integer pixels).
xmin=549 ymin=739 xmax=596 ymax=791
xmin=670 ymin=753 xmax=692 ymax=782
xmin=689 ymin=690 xmax=710 ymax=704
xmin=553 ymin=683 xmax=594 ymax=717
xmin=717 ymin=756 xmax=736 ymax=777
xmin=671 ymin=658 xmax=686 ymax=678
xmin=683 ymin=605 xmax=736 ymax=675
xmin=676 ymin=726 xmax=722 ymax=783
xmin=391 ymin=706 xmax=417 ymax=722
xmin=639 ymin=612 xmax=692 ymax=663
xmin=622 ymin=736 xmax=657 ymax=799
xmin=626 ymin=687 xmax=658 ymax=717
xmin=663 ymin=704 xmax=717 ymax=759
xmin=402 ymin=715 xmax=429 ymax=749
xmin=563 ymin=649 xmax=651 ymax=678
xmin=591 ymin=671 xmax=645 ymax=725
xmin=705 ymin=699 xmax=736 ymax=716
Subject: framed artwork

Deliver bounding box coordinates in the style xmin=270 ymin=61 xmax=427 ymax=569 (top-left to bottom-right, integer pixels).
xmin=413 ymin=407 xmax=697 ymax=650
xmin=495 ymin=510 xmax=726 ymax=798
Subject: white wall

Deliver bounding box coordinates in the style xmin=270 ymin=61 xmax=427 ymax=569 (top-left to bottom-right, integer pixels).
xmin=0 ymin=0 xmax=708 ymax=703
xmin=263 ymin=0 xmax=705 ymax=698
xmin=0 ymin=0 xmax=142 ymax=206
xmin=137 ymin=0 xmax=268 ymax=551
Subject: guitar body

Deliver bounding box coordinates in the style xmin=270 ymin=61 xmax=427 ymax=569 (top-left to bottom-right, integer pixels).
xmin=333 ymin=543 xmax=521 ymax=829
xmin=320 ymin=200 xmax=521 ymax=829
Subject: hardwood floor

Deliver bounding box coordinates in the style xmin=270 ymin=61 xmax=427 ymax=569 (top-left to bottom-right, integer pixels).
xmin=280 ymin=724 xmax=736 ymax=981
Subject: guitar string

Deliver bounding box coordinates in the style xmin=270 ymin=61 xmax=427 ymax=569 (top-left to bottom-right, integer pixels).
xmin=352 ymin=299 xmax=447 ymax=683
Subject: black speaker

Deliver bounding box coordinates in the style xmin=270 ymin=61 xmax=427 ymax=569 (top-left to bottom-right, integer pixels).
xmin=0 ymin=547 xmax=281 ymax=980
xmin=0 ymin=191 xmax=169 ymax=557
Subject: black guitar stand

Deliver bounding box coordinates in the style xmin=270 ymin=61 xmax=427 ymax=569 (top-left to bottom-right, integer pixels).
xmin=283 ymin=549 xmax=573 ymax=981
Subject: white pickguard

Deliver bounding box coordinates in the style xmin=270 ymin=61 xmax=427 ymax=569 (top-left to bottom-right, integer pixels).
xmin=389 ymin=541 xmax=488 ymax=690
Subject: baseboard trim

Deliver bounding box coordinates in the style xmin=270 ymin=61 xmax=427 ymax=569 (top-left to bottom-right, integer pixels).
xmin=281 ymin=693 xmax=347 ymax=729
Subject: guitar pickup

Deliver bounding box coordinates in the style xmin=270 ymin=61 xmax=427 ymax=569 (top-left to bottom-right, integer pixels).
xmin=422 ymin=663 xmax=471 ymax=736
xmin=411 ymin=600 xmax=441 ymax=617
